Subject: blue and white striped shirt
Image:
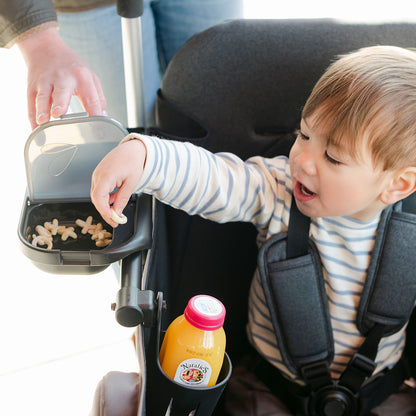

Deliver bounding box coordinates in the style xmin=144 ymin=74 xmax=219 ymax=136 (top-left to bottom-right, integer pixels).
xmin=135 ymin=134 xmax=405 ymax=383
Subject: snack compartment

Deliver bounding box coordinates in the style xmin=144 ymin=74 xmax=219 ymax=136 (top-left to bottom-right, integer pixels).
xmin=18 ymin=193 xmax=152 ymax=274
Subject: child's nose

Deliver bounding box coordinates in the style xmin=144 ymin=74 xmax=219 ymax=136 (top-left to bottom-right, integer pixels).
xmin=297 ymin=150 xmax=317 ymax=176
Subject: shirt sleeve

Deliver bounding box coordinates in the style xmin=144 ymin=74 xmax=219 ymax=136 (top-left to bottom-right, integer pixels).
xmin=134 ymin=134 xmax=288 ymax=228
xmin=0 ymin=0 xmax=57 ymax=48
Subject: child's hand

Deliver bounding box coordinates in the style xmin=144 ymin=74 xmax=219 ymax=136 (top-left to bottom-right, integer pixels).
xmin=91 ymin=139 xmax=147 ymax=227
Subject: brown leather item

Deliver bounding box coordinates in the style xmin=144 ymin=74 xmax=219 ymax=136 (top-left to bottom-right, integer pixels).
xmin=89 ymin=371 xmax=141 ymax=416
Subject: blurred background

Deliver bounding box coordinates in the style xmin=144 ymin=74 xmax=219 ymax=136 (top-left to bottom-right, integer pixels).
xmin=0 ymin=1 xmax=414 ymax=415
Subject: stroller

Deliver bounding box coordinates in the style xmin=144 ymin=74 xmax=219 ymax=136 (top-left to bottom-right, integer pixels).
xmin=18 ymin=11 xmax=416 ymax=416
xmin=88 ymin=17 xmax=416 ymax=416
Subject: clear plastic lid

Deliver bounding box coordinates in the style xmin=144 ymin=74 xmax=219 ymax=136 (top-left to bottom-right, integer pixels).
xmin=184 ymin=295 xmax=226 ymax=331
xmin=24 ymin=114 xmax=128 ymax=202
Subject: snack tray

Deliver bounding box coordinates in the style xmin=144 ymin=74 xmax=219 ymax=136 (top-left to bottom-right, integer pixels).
xmin=17 ymin=114 xmax=151 ymax=274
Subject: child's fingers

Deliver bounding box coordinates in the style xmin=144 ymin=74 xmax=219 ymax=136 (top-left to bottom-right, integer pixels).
xmin=90 ymin=177 xmax=119 ymax=227
xmin=91 ymin=139 xmax=146 ymax=226
xmin=112 ymin=177 xmax=138 ymax=218
xmin=110 ymin=208 xmax=127 ymax=224
xmin=91 ymin=175 xmax=134 ymax=228
xmin=93 ymin=195 xmax=118 ymax=227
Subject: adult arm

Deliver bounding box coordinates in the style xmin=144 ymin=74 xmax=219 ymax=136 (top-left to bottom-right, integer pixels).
xmin=0 ymin=0 xmax=57 ymax=48
xmin=1 ymin=0 xmax=106 ymax=129
xmin=17 ymin=26 xmax=106 ymax=128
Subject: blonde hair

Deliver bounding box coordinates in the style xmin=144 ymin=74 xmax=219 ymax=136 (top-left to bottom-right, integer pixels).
xmin=302 ymin=46 xmax=416 ymax=171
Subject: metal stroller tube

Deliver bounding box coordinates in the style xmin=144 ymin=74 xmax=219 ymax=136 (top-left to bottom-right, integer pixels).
xmin=118 ymin=0 xmax=146 ymax=130
xmin=114 ymin=0 xmax=150 ymax=328
xmin=114 ymin=251 xmax=155 ymax=327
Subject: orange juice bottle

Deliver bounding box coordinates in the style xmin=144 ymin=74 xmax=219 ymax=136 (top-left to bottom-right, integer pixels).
xmin=159 ymin=295 xmax=226 ymax=387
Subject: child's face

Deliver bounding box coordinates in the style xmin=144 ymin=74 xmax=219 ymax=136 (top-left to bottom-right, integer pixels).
xmin=289 ymin=115 xmax=394 ymax=221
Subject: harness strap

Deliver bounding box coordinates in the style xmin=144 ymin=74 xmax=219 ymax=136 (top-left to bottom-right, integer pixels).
xmin=259 ymin=197 xmax=335 ymax=375
xmin=359 ymin=356 xmax=412 ymax=411
xmin=252 ymin=348 xmax=410 ymax=416
xmin=287 ymin=198 xmax=311 ymax=259
xmin=258 ymin=232 xmax=334 ymax=374
xmin=357 ymin=202 xmax=416 ymax=337
xmin=339 ymin=323 xmax=385 ymax=393
xmin=258 ymin=196 xmax=416 ymax=414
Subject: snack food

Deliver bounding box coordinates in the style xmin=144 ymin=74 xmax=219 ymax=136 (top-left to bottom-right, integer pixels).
xmin=75 ymin=216 xmax=95 ymax=234
xmin=35 ymin=224 xmax=52 ymax=237
xmin=110 ymin=208 xmax=128 ymax=225
xmin=30 ymin=216 xmax=112 ymax=250
xmin=32 ymin=234 xmax=53 ymax=249
xmin=90 ymin=224 xmax=113 ymax=247
xmin=60 ymin=226 xmax=77 ymax=241
xmin=44 ymin=219 xmax=66 ymax=235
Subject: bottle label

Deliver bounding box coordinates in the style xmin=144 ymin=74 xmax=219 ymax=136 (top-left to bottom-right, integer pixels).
xmin=173 ymin=358 xmax=212 ymax=387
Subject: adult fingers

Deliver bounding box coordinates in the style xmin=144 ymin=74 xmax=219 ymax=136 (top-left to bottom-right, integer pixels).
xmin=35 ymin=82 xmax=55 ymax=127
xmin=50 ymin=81 xmax=73 ymax=119
xmin=26 ymin=81 xmax=54 ymax=129
xmin=92 ymin=72 xmax=107 ymax=115
xmin=27 ymin=85 xmax=40 ymax=130
xmin=76 ymin=68 xmax=107 ymax=117
xmin=28 ymin=72 xmax=106 ymax=130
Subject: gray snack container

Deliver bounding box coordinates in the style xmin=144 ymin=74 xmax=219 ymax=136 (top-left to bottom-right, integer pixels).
xmin=18 ymin=113 xmax=152 ymax=274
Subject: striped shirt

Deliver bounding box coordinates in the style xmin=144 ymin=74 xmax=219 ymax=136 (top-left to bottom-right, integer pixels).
xmin=135 ymin=134 xmax=405 ymax=383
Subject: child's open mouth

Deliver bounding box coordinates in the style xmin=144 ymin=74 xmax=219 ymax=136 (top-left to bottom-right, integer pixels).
xmin=294 ymin=181 xmax=316 ymax=202
xmin=300 ymin=183 xmax=315 ymax=196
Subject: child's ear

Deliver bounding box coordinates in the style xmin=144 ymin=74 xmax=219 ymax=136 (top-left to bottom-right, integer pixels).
xmin=380 ymin=167 xmax=416 ymax=205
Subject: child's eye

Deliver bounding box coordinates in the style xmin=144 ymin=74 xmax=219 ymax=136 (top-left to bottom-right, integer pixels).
xmin=325 ymin=151 xmax=341 ymax=165
xmin=297 ymin=130 xmax=310 ymax=141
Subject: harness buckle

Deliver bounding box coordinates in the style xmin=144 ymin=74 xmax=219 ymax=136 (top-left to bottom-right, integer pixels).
xmin=307 ymin=384 xmax=358 ymax=416
xmin=301 ymin=361 xmax=332 ymax=391
xmin=348 ymin=353 xmax=376 ymax=378
xmin=340 ymin=353 xmax=376 ymax=392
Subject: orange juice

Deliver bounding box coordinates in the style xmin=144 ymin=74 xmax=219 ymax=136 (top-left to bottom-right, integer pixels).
xmin=159 ymin=295 xmax=226 ymax=387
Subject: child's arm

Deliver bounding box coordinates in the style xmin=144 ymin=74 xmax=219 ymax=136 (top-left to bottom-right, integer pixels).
xmin=91 ymin=137 xmax=147 ymax=228
xmin=91 ymin=133 xmax=282 ymax=228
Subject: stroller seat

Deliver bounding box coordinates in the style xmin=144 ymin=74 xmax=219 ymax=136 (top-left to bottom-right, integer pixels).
xmin=91 ymin=18 xmax=416 ymax=416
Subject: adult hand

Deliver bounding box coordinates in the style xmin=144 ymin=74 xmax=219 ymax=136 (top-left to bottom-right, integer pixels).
xmin=91 ymin=138 xmax=147 ymax=228
xmin=18 ymin=27 xmax=106 ymax=129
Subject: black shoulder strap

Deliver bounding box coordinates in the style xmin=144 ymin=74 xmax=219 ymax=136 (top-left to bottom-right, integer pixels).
xmin=338 ymin=197 xmax=416 ymax=398
xmin=401 ymin=192 xmax=416 ymax=213
xmin=357 ymin=200 xmax=416 ymax=336
xmin=258 ymin=197 xmax=334 ymax=375
xmin=287 ymin=198 xmax=311 ymax=258
xmin=260 ymin=195 xmax=416 ymax=382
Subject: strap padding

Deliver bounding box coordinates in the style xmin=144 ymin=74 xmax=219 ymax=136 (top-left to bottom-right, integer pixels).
xmin=358 ymin=205 xmax=416 ymax=336
xmin=258 ymin=233 xmax=334 ymax=375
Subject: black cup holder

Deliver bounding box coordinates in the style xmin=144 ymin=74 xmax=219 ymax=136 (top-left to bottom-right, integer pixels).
xmin=145 ymin=293 xmax=232 ymax=415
